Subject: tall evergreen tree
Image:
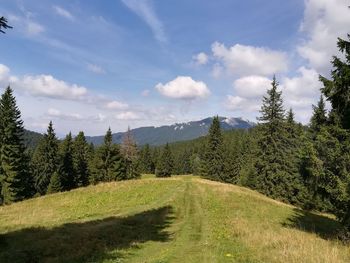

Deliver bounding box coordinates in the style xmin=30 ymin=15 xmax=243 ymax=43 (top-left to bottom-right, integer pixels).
xmin=139 ymin=144 xmax=154 ymax=174
xmin=89 ymin=128 xmax=126 ymax=183
xmin=320 ymin=35 xmax=350 ymax=129
xmin=0 ymin=87 xmax=32 ymax=204
xmin=32 ymin=121 xmax=59 ymax=195
xmin=156 ymin=143 xmax=174 ymax=177
xmin=310 ymin=95 xmax=327 ymax=133
xmin=254 ymin=77 xmax=305 ymax=204
xmin=47 ymin=171 xmax=63 ymax=194
xmin=73 ymin=132 xmax=89 ymax=187
xmin=202 ymin=116 xmax=224 ymax=181
xmin=121 ymin=127 xmax=140 ymax=179
xmin=59 ymin=132 xmax=75 ymax=190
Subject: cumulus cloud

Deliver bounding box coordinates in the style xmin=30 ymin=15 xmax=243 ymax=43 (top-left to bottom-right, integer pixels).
xmin=141 ymin=89 xmax=150 ymax=96
xmin=0 ymin=64 xmax=129 ymax=114
xmin=193 ymin=52 xmax=209 ymax=66
xmin=121 ymin=0 xmax=166 ymax=42
xmin=211 ymin=42 xmax=288 ymax=76
xmin=233 ymin=75 xmax=271 ymax=99
xmin=297 ymin=0 xmax=350 ymax=74
xmin=225 ymin=67 xmax=323 ymax=123
xmin=53 ymin=6 xmax=75 ymax=21
xmin=155 ymin=76 xmax=210 ymax=100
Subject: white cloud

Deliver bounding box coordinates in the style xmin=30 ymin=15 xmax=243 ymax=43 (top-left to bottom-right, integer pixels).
xmin=193 ymin=52 xmax=209 ymax=65
xmin=155 ymin=76 xmax=210 ymax=100
xmin=53 ymin=6 xmax=74 ymax=21
xmin=14 ymin=74 xmax=88 ymax=100
xmin=115 ymin=111 xmax=141 ymax=120
xmin=212 ymin=42 xmax=288 ymax=76
xmin=0 ymin=64 xmax=10 ymax=83
xmin=48 ymin=108 xmax=83 ymax=120
xmin=225 ymin=95 xmax=260 ymax=112
xmin=233 ymin=75 xmax=271 ymax=98
xmin=211 ymin=63 xmax=223 ymax=78
xmin=104 ymin=100 xmax=129 ymax=110
xmin=26 ymin=21 xmax=45 ymax=36
xmin=297 ymin=0 xmax=350 ymax=74
xmin=121 ymin=0 xmax=166 ymax=42
xmin=87 ymin=63 xmax=105 ymax=74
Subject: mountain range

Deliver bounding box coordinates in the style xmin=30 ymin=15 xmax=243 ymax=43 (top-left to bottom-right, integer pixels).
xmin=85 ymin=117 xmax=255 ymax=146
xmin=23 ymin=117 xmax=255 ymax=147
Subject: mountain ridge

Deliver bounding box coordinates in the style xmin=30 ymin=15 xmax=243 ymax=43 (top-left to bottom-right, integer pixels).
xmin=85 ymin=116 xmax=255 ymax=146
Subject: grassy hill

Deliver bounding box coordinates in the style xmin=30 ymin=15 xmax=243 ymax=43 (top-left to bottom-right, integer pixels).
xmin=0 ymin=176 xmax=349 ymax=263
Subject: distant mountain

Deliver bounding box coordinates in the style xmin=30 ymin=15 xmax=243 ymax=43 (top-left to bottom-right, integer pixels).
xmin=86 ymin=117 xmax=255 ymax=146
xmin=23 ymin=129 xmax=43 ymax=149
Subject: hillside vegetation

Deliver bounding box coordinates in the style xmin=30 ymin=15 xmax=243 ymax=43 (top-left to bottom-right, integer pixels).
xmin=0 ymin=175 xmax=349 ymax=263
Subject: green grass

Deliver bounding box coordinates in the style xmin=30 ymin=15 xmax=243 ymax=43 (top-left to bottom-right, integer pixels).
xmin=0 ymin=176 xmax=349 ymax=262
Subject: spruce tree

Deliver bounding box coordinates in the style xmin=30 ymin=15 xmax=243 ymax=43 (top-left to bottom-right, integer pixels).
xmin=254 ymin=77 xmax=305 ymax=204
xmin=202 ymin=116 xmax=224 ymax=181
xmin=320 ymin=35 xmax=350 ymax=129
xmin=121 ymin=127 xmax=140 ymax=179
xmin=89 ymin=128 xmax=126 ymax=183
xmin=32 ymin=121 xmax=59 ymax=195
xmin=310 ymin=95 xmax=327 ymax=133
xmin=139 ymin=144 xmax=154 ymax=174
xmin=59 ymin=132 xmax=75 ymax=190
xmin=0 ymin=87 xmax=32 ymax=204
xmin=73 ymin=132 xmax=89 ymax=187
xmin=47 ymin=171 xmax=63 ymax=194
xmin=156 ymin=143 xmax=174 ymax=177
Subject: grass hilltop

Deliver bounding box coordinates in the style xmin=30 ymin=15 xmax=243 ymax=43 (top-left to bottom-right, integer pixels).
xmin=0 ymin=175 xmax=349 ymax=263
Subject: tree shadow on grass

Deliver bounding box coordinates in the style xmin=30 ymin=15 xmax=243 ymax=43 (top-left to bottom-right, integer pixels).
xmin=0 ymin=205 xmax=174 ymax=263
xmin=282 ymin=208 xmax=341 ymax=240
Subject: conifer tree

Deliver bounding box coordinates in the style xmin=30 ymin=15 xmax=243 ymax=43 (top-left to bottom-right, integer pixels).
xmin=139 ymin=144 xmax=154 ymax=174
xmin=202 ymin=116 xmax=224 ymax=181
xmin=156 ymin=143 xmax=173 ymax=177
xmin=310 ymin=95 xmax=327 ymax=133
xmin=0 ymin=87 xmax=32 ymax=204
xmin=320 ymin=35 xmax=350 ymax=129
xmin=32 ymin=121 xmax=59 ymax=195
xmin=59 ymin=132 xmax=75 ymax=190
xmin=72 ymin=131 xmax=89 ymax=187
xmin=254 ymin=77 xmax=305 ymax=204
xmin=121 ymin=127 xmax=140 ymax=179
xmin=47 ymin=171 xmax=63 ymax=194
xmin=90 ymin=128 xmax=126 ymax=183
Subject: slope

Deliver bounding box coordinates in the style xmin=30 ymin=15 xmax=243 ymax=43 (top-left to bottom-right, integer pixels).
xmin=0 ymin=176 xmax=348 ymax=262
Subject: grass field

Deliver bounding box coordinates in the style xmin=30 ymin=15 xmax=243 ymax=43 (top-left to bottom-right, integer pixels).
xmin=0 ymin=175 xmax=349 ymax=262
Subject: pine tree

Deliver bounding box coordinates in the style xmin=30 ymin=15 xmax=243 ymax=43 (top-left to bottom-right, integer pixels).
xmin=47 ymin=171 xmax=63 ymax=194
xmin=32 ymin=121 xmax=59 ymax=195
xmin=73 ymin=132 xmax=89 ymax=187
xmin=0 ymin=87 xmax=33 ymax=204
xmin=59 ymin=132 xmax=75 ymax=190
xmin=156 ymin=143 xmax=174 ymax=177
xmin=320 ymin=35 xmax=350 ymax=129
xmin=89 ymin=128 xmax=126 ymax=183
xmin=202 ymin=116 xmax=224 ymax=181
xmin=139 ymin=144 xmax=154 ymax=174
xmin=121 ymin=127 xmax=140 ymax=179
xmin=310 ymin=95 xmax=327 ymax=133
xmin=254 ymin=77 xmax=305 ymax=204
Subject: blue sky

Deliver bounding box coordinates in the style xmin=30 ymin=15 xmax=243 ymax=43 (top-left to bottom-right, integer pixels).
xmin=0 ymin=0 xmax=349 ymax=136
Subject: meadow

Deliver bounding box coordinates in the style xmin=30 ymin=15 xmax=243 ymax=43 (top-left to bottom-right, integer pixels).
xmin=0 ymin=175 xmax=349 ymax=262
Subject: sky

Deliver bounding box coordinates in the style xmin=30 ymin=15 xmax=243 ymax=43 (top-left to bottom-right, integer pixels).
xmin=0 ymin=0 xmax=349 ymax=136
